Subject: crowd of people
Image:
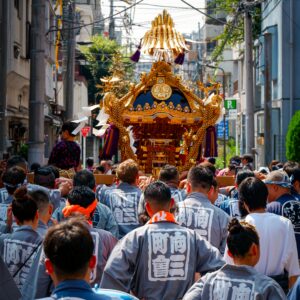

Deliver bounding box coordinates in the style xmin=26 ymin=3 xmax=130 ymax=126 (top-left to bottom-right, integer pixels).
xmin=0 ymin=123 xmax=300 ymax=299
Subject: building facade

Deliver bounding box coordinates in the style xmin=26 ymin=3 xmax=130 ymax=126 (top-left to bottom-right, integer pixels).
xmin=0 ymin=0 xmax=60 ymax=160
xmin=254 ymin=0 xmax=300 ymax=165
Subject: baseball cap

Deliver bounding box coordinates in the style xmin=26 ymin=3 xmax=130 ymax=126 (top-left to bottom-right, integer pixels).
xmin=264 ymin=170 xmax=292 ymax=188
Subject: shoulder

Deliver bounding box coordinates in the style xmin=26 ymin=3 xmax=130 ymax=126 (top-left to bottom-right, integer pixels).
xmin=53 ymin=140 xmax=66 ymax=149
xmin=267 ymin=201 xmax=282 ymax=214
xmin=183 ymin=271 xmax=218 ymax=299
xmin=212 ymin=203 xmax=230 ymax=218
xmin=91 ymin=227 xmax=116 ymax=240
xmin=255 ymin=274 xmax=286 ymax=298
xmin=96 ymin=202 xmax=112 ymax=213
xmin=93 ymin=287 xmax=138 ymax=299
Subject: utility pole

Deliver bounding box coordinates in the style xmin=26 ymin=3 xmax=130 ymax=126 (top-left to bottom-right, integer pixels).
xmin=264 ymin=32 xmax=272 ymax=166
xmin=109 ymin=0 xmax=115 ymax=40
xmin=0 ymin=0 xmax=8 ymax=158
xmin=63 ymin=0 xmax=75 ymax=120
xmin=289 ymin=0 xmax=294 ymax=119
xmin=28 ymin=0 xmax=46 ymax=165
xmin=0 ymin=0 xmax=9 ymax=160
xmin=244 ymin=4 xmax=255 ymax=155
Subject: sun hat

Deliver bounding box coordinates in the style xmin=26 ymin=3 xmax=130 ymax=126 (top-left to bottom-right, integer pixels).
xmin=263 ymin=170 xmax=292 ymax=188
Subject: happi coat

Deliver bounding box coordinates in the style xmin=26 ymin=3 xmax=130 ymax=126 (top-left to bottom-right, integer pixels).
xmin=100 ymin=212 xmax=224 ymax=300
xmin=177 ymin=192 xmax=230 ymax=254
xmin=0 ymin=225 xmax=42 ymax=291
xmin=35 ymin=226 xmax=117 ymax=298
xmin=100 ymin=182 xmax=142 ymax=239
xmin=52 ymin=201 xmax=119 ymax=238
xmin=183 ymin=264 xmax=286 ymax=300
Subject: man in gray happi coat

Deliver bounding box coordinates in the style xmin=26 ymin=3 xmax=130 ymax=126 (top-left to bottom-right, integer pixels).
xmin=52 ymin=170 xmax=119 ymax=238
xmin=100 ymin=159 xmax=142 ymax=239
xmin=177 ymin=166 xmax=230 ymax=254
xmin=100 ymin=181 xmax=224 ymax=300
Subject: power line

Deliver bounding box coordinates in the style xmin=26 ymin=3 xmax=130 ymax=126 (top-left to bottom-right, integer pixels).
xmin=180 ymin=0 xmax=227 ymax=25
xmin=210 ymin=6 xmax=243 ymax=62
xmin=47 ymin=0 xmax=144 ymax=34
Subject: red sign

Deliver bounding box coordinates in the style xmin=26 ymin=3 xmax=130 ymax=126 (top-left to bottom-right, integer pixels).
xmin=81 ymin=126 xmax=90 ymax=137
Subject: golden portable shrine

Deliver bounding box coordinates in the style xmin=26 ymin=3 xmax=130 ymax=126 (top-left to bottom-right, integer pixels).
xmin=100 ymin=10 xmax=223 ymax=175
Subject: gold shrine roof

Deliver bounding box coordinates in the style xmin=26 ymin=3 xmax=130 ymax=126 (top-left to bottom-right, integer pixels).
xmin=111 ymin=61 xmax=219 ymax=125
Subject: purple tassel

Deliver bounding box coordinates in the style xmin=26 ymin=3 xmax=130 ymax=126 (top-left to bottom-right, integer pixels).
xmin=100 ymin=125 xmax=119 ymax=160
xmin=204 ymin=126 xmax=218 ymax=157
xmin=130 ymin=40 xmax=142 ymax=62
xmin=174 ymin=51 xmax=185 ymax=65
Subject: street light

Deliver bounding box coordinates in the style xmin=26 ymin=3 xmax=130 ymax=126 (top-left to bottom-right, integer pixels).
xmin=202 ymin=64 xmax=226 ymax=168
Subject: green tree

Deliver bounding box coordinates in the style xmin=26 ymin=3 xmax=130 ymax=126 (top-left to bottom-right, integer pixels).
xmin=97 ymin=51 xmax=134 ymax=98
xmin=80 ymin=36 xmax=119 ymax=103
xmin=286 ymin=111 xmax=300 ymax=162
xmin=215 ymin=137 xmax=238 ymax=169
xmin=209 ymin=0 xmax=261 ymax=63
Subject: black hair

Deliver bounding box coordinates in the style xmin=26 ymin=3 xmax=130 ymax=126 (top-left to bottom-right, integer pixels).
xmin=44 ymin=219 xmax=94 ymax=278
xmin=73 ymin=170 xmax=95 ymax=190
xmin=229 ymin=156 xmax=241 ymax=166
xmin=61 ymin=121 xmax=78 ymax=137
xmin=291 ymin=168 xmax=300 ymax=184
xmin=86 ymin=157 xmax=94 ymax=168
xmin=6 ymin=155 xmax=27 ymax=170
xmin=67 ymin=186 xmax=95 ymax=208
xmin=2 ymin=166 xmax=26 ymax=195
xmin=47 ymin=165 xmax=60 ymax=179
xmin=242 ymin=154 xmax=253 ymax=163
xmin=144 ymin=181 xmax=171 ymax=205
xmin=259 ymin=168 xmax=269 ymax=175
xmin=236 ymin=169 xmax=255 ymax=186
xmin=228 ymin=164 xmax=237 ymax=172
xmin=211 ymin=178 xmax=218 ymax=189
xmin=30 ymin=190 xmax=50 ymax=215
xmin=34 ymin=167 xmax=56 ymax=189
xmin=208 ymin=157 xmax=216 ymax=165
xmin=227 ymin=218 xmax=259 ymax=257
xmin=238 ymin=200 xmax=249 ymax=218
xmin=199 ymin=162 xmax=216 ymax=177
xmin=96 ymin=165 xmax=106 ymax=174
xmin=30 ymin=162 xmax=41 ymax=173
xmin=12 ymin=187 xmax=38 ymax=223
xmin=187 ymin=166 xmax=213 ymax=191
xmin=238 ymin=177 xmax=268 ymax=211
xmin=159 ymin=165 xmax=179 ymax=183
xmin=283 ymin=161 xmax=300 ymax=177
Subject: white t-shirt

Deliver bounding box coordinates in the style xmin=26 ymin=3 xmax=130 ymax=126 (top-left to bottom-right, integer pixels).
xmin=224 ymin=212 xmax=300 ymax=277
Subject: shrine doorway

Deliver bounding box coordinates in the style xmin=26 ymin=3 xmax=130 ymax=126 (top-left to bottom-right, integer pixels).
xmin=126 ymin=118 xmax=188 ymax=175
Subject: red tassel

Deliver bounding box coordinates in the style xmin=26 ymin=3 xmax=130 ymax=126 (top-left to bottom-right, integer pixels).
xmin=130 ymin=39 xmax=142 ymax=63
xmin=174 ymin=51 xmax=185 ymax=65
